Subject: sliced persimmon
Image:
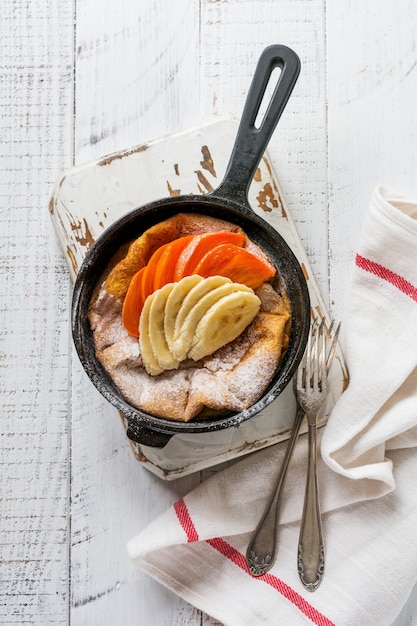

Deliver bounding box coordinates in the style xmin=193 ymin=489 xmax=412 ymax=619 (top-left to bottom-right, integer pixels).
xmin=121 ymin=231 xmax=272 ymax=337
xmin=153 ymin=235 xmax=194 ymax=290
xmin=122 ymin=266 xmax=147 ymax=337
xmin=174 ymin=231 xmax=246 ymax=280
xmin=141 ymin=245 xmax=165 ymax=302
xmin=193 ymin=243 xmax=276 ymax=289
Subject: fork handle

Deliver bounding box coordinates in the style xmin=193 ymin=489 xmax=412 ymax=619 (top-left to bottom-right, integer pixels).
xmin=246 ymin=406 xmax=305 ymax=576
xmin=298 ymin=423 xmax=324 ymax=591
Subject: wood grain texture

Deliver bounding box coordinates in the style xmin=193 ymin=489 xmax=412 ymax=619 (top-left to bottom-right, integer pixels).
xmin=326 ymin=0 xmax=417 ymax=324
xmin=2 ymin=0 xmax=417 ymax=624
xmin=74 ymin=0 xmax=201 ymax=162
xmin=200 ymin=0 xmax=329 ymax=302
xmin=0 ymin=0 xmax=73 ymax=623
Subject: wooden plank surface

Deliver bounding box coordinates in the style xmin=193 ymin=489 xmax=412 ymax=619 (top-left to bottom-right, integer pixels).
xmin=1 ymin=1 xmax=73 ymax=624
xmin=1 ymin=1 xmax=417 ymax=624
xmin=327 ymin=0 xmax=417 ymax=325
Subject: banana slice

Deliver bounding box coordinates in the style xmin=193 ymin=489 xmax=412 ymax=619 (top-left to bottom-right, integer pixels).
xmin=164 ymin=275 xmax=203 ymax=352
xmin=148 ymin=283 xmax=179 ymax=370
xmin=173 ymin=281 xmax=253 ymax=362
xmin=188 ymin=290 xmax=261 ymax=361
xmin=139 ymin=293 xmax=164 ymax=376
xmin=171 ymin=276 xmax=231 ymax=361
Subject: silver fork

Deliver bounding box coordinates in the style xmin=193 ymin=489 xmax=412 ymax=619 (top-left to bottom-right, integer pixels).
xmin=296 ymin=317 xmax=328 ymax=591
xmin=246 ymin=318 xmax=339 ymax=578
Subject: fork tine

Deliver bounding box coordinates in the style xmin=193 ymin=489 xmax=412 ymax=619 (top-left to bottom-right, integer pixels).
xmin=320 ymin=319 xmax=327 ymax=386
xmin=299 ymin=316 xmax=340 ymax=391
xmin=308 ymin=317 xmax=340 ymax=374
xmin=306 ymin=318 xmax=317 ymax=390
xmin=309 ymin=316 xmax=330 ymax=358
xmin=326 ymin=321 xmax=341 ymax=373
xmin=312 ymin=321 xmax=318 ymax=391
xmin=316 ymin=318 xmax=326 ymax=390
xmin=297 ymin=352 xmax=304 ymax=389
xmin=327 ymin=319 xmax=335 ymax=336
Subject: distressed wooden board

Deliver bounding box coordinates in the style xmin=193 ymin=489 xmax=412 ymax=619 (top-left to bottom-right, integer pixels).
xmin=50 ymin=117 xmax=348 ymax=479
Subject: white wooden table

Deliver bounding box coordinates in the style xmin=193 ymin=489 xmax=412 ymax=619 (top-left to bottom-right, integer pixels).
xmin=2 ymin=1 xmax=417 ymax=624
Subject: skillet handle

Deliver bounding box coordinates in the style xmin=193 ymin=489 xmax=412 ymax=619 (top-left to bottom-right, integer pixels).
xmin=125 ymin=418 xmax=173 ymax=448
xmin=212 ymin=45 xmax=300 ymax=207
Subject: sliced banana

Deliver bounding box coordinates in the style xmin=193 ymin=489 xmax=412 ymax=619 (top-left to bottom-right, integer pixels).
xmin=139 ymin=274 xmax=261 ymax=375
xmin=171 ymin=275 xmax=231 ymax=361
xmin=148 ymin=282 xmax=179 ymax=370
xmin=139 ymin=293 xmax=164 ymax=376
xmin=164 ymin=275 xmax=203 ymax=352
xmin=189 ymin=290 xmax=261 ymax=361
xmin=173 ymin=281 xmax=254 ymax=362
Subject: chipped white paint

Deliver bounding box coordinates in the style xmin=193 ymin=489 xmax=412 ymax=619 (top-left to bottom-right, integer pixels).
xmin=2 ymin=0 xmax=417 ymax=625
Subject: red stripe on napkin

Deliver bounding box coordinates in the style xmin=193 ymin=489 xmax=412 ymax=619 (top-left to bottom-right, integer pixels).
xmin=207 ymin=538 xmax=335 ymax=626
xmin=174 ymin=498 xmax=199 ymax=542
xmin=356 ymin=254 xmax=417 ymax=302
xmin=174 ymin=498 xmax=335 ymax=626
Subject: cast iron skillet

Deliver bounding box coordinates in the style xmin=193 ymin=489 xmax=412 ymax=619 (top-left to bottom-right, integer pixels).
xmin=72 ymin=44 xmax=310 ymax=448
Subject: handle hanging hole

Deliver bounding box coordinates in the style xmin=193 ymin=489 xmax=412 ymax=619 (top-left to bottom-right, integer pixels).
xmin=254 ymin=66 xmax=282 ymax=129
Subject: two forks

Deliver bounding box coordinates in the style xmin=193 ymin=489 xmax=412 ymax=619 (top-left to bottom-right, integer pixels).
xmin=246 ymin=317 xmax=339 ymax=590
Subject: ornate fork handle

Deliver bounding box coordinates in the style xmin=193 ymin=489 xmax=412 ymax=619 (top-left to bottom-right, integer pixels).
xmin=298 ymin=417 xmax=324 ymax=591
xmin=246 ymin=406 xmax=305 ymax=576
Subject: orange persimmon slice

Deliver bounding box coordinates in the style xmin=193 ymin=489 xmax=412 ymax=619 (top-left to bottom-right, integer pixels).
xmin=174 ymin=231 xmax=246 ymax=280
xmin=122 ymin=236 xmax=193 ymax=336
xmin=193 ymin=243 xmax=276 ymax=289
xmin=122 ymin=266 xmax=147 ymax=337
xmin=141 ymin=246 xmax=165 ymax=303
xmin=153 ymin=236 xmax=194 ymax=290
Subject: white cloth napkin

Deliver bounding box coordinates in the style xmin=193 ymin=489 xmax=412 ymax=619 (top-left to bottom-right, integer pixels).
xmin=128 ymin=186 xmax=417 ymax=626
